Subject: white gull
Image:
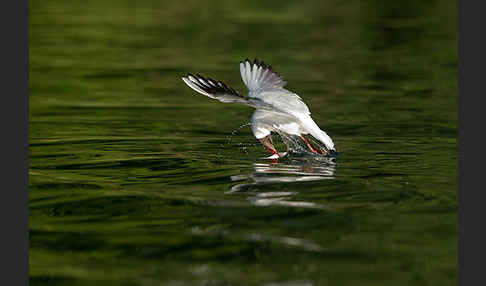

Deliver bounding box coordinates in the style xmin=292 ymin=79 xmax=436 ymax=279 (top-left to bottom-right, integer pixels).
xmin=182 ymin=58 xmax=337 ymax=159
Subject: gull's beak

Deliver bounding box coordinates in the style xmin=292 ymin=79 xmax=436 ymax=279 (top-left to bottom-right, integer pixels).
xmin=327 ymin=149 xmax=339 ymax=157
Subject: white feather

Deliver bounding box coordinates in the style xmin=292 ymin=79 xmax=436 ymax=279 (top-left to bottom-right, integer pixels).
xmin=182 ymin=77 xmax=212 ymax=97
xmin=240 ymin=62 xmax=247 ymax=86
xmin=245 ymin=61 xmax=252 ymax=89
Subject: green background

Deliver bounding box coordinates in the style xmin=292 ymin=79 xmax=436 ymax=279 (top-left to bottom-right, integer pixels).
xmin=30 ymin=0 xmax=457 ymax=285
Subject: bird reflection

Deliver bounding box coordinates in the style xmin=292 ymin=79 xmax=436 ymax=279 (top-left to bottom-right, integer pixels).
xmin=227 ymin=155 xmax=336 ymax=209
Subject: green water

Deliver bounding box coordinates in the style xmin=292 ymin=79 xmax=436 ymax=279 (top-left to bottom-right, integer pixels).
xmin=29 ymin=0 xmax=457 ymax=285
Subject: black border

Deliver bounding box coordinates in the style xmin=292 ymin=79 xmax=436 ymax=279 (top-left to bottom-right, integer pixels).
xmin=0 ymin=0 xmax=29 ymax=285
xmin=0 ymin=0 xmax=477 ymax=285
xmin=459 ymin=0 xmax=485 ymax=285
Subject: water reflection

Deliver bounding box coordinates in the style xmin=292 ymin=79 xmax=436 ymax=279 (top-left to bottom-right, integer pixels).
xmin=227 ymin=155 xmax=336 ymax=209
xmin=192 ymin=227 xmax=325 ymax=253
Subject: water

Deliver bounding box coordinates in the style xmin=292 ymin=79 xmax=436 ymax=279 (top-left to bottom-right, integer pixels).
xmin=30 ymin=0 xmax=457 ymax=285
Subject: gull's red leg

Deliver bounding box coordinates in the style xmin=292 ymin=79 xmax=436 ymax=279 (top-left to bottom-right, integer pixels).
xmin=259 ymin=135 xmax=280 ymax=158
xmin=309 ymin=141 xmax=327 ymax=155
xmin=263 ymin=145 xmax=280 ymax=158
xmin=299 ymin=135 xmax=318 ymax=154
xmin=301 ymin=135 xmax=327 ymax=155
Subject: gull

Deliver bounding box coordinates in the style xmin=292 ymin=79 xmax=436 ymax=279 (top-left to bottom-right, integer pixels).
xmin=181 ymin=58 xmax=337 ymax=159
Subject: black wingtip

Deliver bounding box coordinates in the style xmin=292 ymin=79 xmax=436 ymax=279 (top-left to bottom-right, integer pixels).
xmin=207 ymin=77 xmax=217 ymax=85
xmin=195 ymin=73 xmax=207 ymax=81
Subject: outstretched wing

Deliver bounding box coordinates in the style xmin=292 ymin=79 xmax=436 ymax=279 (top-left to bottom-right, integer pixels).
xmin=239 ymin=58 xmax=287 ymax=94
xmin=182 ymin=73 xmax=248 ymax=104
xmin=239 ymin=58 xmax=310 ymax=116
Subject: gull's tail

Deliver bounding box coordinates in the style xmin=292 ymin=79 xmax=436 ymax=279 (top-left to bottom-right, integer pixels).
xmin=182 ymin=73 xmax=249 ymax=104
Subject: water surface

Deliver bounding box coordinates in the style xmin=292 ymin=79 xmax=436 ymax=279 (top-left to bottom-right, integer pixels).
xmin=30 ymin=0 xmax=457 ymax=285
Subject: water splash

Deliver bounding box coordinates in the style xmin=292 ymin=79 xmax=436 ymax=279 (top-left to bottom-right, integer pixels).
xmin=276 ymin=131 xmax=333 ymax=158
xmin=216 ymin=122 xmax=257 ymax=160
xmin=215 ymin=123 xmax=248 ymax=159
xmin=216 ymin=122 xmax=337 ymax=162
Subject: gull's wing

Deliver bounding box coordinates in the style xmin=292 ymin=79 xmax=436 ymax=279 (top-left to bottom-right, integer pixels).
xmin=239 ymin=58 xmax=310 ymax=116
xmin=182 ymin=73 xmax=249 ymax=104
xmin=240 ymin=59 xmax=334 ymax=149
xmin=239 ymin=58 xmax=287 ymax=94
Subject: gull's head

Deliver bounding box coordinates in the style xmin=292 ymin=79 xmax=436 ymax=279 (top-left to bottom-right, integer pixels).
xmin=327 ymin=149 xmax=339 ymax=157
